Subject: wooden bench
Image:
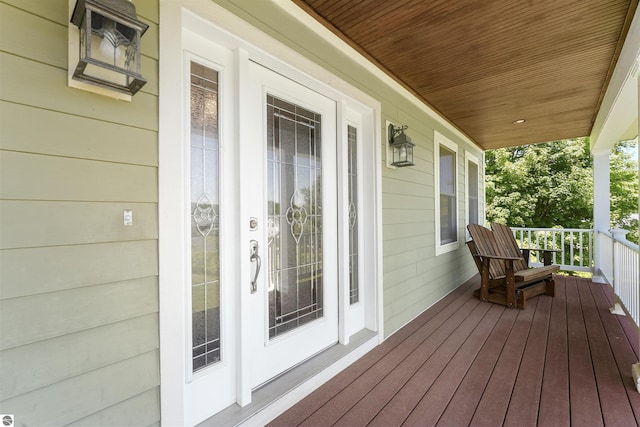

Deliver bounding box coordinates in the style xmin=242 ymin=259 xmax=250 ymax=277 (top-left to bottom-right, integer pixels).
xmin=467 ymin=224 xmax=559 ymax=309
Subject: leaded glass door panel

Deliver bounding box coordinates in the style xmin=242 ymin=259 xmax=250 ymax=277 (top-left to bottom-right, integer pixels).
xmin=267 ymin=95 xmax=325 ymax=338
xmin=247 ymin=62 xmax=339 ymax=388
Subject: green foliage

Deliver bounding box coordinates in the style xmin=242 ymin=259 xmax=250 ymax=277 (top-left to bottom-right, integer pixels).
xmin=610 ymin=139 xmax=639 ymax=244
xmin=486 ymin=137 xmax=639 ymax=245
xmin=486 ymin=138 xmax=593 ymax=228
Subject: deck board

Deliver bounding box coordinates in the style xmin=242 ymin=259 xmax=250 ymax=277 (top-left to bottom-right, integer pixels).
xmin=537 ymin=276 xmax=570 ymax=426
xmin=589 ymin=280 xmax=640 ymax=423
xmin=269 ymin=275 xmax=640 ymax=427
xmin=436 ymin=306 xmax=519 ymax=427
xmin=402 ymin=304 xmax=505 ymax=426
xmin=566 ymin=277 xmax=604 ymax=427
xmin=269 ymin=278 xmax=478 ymax=427
xmin=469 ymin=298 xmax=539 ymax=426
xmin=365 ymin=300 xmax=488 ymax=427
xmin=302 ymin=290 xmax=482 ymax=426
xmin=503 ymin=295 xmax=552 ymax=427
xmin=579 ymin=279 xmax=637 ymax=426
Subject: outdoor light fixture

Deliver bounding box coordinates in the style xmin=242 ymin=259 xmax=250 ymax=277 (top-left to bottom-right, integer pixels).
xmin=388 ymin=123 xmax=415 ymax=167
xmin=70 ymin=0 xmax=148 ymax=96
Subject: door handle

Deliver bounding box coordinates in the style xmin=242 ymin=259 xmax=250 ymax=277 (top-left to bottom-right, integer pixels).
xmin=250 ymin=240 xmax=261 ymax=294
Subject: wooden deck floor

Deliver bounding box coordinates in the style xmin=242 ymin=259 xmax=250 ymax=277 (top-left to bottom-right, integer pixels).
xmin=269 ymin=275 xmax=640 ymax=427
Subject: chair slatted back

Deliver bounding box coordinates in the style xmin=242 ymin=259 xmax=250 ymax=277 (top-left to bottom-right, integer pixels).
xmin=491 ymin=223 xmax=529 ymax=272
xmin=466 ymin=239 xmax=483 ymax=273
xmin=467 ymin=224 xmax=506 ymax=279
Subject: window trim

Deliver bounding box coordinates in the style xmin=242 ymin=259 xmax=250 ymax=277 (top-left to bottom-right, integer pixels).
xmin=465 ymin=151 xmax=481 ymax=240
xmin=434 ymin=131 xmax=460 ymax=255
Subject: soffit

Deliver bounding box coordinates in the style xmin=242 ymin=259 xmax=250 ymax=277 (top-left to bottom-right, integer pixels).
xmin=294 ymin=0 xmax=638 ymax=150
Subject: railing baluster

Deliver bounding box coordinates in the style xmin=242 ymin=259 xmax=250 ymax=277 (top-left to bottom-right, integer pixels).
xmin=579 ymin=231 xmax=584 ymax=268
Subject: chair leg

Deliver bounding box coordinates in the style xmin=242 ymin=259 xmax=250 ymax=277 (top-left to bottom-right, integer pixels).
xmin=545 ymin=277 xmax=555 ymax=297
xmin=505 ymin=261 xmax=516 ymax=308
xmin=516 ymin=289 xmax=526 ymax=309
xmin=479 ymin=261 xmax=490 ymax=301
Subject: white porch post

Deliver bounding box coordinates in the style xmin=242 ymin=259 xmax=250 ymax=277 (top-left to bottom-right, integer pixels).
xmin=592 ymin=149 xmax=611 ymax=284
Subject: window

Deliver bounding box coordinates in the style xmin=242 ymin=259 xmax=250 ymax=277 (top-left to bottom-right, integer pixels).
xmin=466 ymin=151 xmax=480 ymax=232
xmin=435 ymin=132 xmax=459 ymax=255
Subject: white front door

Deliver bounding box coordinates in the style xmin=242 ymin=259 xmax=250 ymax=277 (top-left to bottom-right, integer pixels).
xmin=179 ymin=35 xmax=339 ymax=423
xmin=160 ymin=5 xmax=381 ymax=426
xmin=244 ymin=62 xmax=339 ymax=388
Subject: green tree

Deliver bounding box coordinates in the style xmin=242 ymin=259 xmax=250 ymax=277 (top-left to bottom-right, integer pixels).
xmin=610 ymin=138 xmax=639 ymax=244
xmin=485 ymin=138 xmax=593 ymax=228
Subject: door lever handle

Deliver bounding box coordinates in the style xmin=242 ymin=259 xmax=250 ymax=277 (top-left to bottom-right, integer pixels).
xmin=250 ymin=240 xmax=261 ymax=294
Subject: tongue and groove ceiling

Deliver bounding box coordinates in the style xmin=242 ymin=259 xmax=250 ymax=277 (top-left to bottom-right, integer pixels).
xmin=293 ymin=0 xmax=638 ymax=149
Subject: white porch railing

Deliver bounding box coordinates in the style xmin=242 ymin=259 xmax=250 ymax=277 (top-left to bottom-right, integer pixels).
xmin=512 ymin=227 xmax=639 ymax=327
xmin=598 ymin=229 xmax=640 ymax=328
xmin=511 ymin=227 xmax=594 ymax=272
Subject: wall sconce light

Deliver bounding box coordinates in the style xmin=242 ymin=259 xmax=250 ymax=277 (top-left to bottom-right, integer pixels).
xmin=70 ymin=0 xmax=148 ymax=96
xmin=388 ymin=123 xmax=415 ymax=167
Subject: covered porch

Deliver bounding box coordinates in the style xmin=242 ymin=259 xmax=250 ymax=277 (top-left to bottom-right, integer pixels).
xmin=270 ymin=274 xmax=640 ymax=426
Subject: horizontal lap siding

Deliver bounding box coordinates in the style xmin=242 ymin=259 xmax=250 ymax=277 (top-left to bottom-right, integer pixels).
xmin=383 ymin=41 xmax=481 ymax=336
xmin=378 ymin=63 xmax=482 ymax=337
xmin=0 ymin=1 xmax=160 ymax=426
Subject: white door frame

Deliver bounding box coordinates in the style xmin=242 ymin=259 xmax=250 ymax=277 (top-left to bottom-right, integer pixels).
xmin=159 ymin=2 xmax=384 ymax=425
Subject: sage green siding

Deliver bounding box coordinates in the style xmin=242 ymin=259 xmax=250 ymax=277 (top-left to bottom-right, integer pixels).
xmin=214 ymin=0 xmax=483 ymax=337
xmin=0 ymin=1 xmax=160 ymax=426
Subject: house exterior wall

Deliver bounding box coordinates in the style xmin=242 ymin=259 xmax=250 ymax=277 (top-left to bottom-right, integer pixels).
xmin=1 ymin=0 xmax=482 ymax=425
xmin=0 ymin=1 xmax=161 ymax=426
xmin=210 ymin=0 xmax=483 ymax=336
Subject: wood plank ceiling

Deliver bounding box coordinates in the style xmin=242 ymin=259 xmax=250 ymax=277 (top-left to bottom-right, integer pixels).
xmin=293 ymin=0 xmax=638 ymax=150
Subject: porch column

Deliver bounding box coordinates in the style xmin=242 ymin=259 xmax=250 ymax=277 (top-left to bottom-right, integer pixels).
xmin=592 ymin=149 xmax=611 ymax=284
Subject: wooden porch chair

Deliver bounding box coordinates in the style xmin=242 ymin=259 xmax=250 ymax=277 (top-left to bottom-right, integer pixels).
xmin=467 ymin=224 xmax=559 ymax=309
xmin=491 ymin=223 xmax=557 ymax=267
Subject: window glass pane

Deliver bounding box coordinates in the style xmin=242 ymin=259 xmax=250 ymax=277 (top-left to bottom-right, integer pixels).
xmin=267 ymin=96 xmax=324 ymax=338
xmin=439 ymin=144 xmax=457 ymax=245
xmin=468 ymin=161 xmax=479 ymax=225
xmin=440 ymin=194 xmax=457 ymax=244
xmin=468 ymin=162 xmax=478 ymax=197
xmin=439 ymin=146 xmax=455 ymax=195
xmin=347 ymin=125 xmax=359 ymax=304
xmin=190 ymin=62 xmax=221 ymax=372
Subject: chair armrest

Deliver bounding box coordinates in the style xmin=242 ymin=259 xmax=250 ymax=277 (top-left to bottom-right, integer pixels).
xmin=473 ymin=254 xmax=522 ymax=261
xmin=531 ymin=248 xmax=560 ymax=266
xmin=521 ymin=248 xmax=560 ymax=266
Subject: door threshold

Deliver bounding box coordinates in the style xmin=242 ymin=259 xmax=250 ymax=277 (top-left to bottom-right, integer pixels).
xmin=197 ymin=329 xmax=379 ymax=427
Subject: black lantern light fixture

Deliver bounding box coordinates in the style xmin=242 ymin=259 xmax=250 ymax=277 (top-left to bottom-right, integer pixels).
xmin=388 ymin=123 xmax=415 ymax=167
xmin=70 ymin=0 xmax=148 ymax=96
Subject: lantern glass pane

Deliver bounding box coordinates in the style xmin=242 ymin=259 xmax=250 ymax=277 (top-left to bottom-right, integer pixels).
xmin=392 ymin=142 xmax=413 ymax=166
xmin=75 ymin=9 xmax=141 ymax=91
